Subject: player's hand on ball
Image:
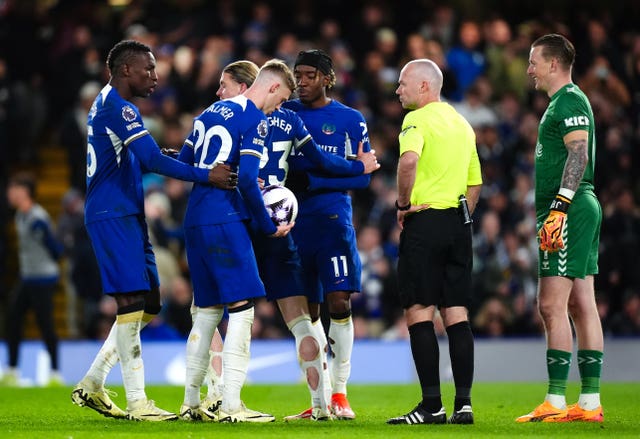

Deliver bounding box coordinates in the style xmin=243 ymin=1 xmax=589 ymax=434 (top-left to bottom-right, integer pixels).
xmin=208 ymin=163 xmax=238 ymax=190
xmin=270 ymin=221 xmax=294 ymax=238
xmin=538 ymin=210 xmax=567 ymax=252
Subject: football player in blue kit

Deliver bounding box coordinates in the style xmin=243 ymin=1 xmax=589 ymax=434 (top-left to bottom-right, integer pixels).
xmin=282 ymin=49 xmax=374 ymax=420
xmin=71 ymin=40 xmax=237 ymax=421
xmin=176 ymin=59 xmax=295 ymax=423
xmin=183 ymin=60 xmax=378 ymax=422
xmin=255 ymin=76 xmax=378 ymax=421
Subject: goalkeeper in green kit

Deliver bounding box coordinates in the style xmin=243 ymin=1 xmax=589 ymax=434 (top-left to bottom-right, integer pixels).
xmin=516 ymin=34 xmax=604 ymax=423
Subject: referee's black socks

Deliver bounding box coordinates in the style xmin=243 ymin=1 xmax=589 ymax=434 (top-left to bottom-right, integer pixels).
xmin=446 ymin=321 xmax=474 ymax=410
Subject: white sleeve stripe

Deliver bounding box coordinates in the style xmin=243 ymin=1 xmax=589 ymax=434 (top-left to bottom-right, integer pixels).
xmin=294 ymin=134 xmax=312 ymax=150
xmin=240 ymin=149 xmax=263 ymax=159
xmin=124 ymin=130 xmax=149 ymax=146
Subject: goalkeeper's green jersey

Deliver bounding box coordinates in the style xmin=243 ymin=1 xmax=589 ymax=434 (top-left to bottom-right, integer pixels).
xmin=534 ymin=83 xmax=596 ymax=217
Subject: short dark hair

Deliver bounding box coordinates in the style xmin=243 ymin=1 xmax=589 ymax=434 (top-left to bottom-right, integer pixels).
xmin=532 ymin=33 xmax=575 ymax=70
xmin=9 ymin=172 xmax=36 ymax=199
xmin=106 ymin=40 xmax=152 ymax=74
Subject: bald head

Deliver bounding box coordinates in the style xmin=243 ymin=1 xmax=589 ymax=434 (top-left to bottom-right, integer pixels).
xmin=396 ymin=59 xmax=443 ymax=109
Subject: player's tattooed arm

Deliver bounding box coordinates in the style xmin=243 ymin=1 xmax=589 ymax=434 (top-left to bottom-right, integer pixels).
xmin=560 ymin=138 xmax=588 ymax=192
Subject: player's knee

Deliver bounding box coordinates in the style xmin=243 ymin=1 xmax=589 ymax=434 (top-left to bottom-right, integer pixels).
xmin=327 ymin=293 xmax=351 ymax=314
xmin=298 ymin=335 xmax=319 ymax=361
xmin=537 ymin=298 xmax=563 ymax=323
xmin=567 ymin=295 xmax=580 ymax=318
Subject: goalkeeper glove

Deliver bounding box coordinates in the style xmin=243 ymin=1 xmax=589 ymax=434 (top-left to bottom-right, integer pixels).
xmin=538 ymin=194 xmax=571 ymax=253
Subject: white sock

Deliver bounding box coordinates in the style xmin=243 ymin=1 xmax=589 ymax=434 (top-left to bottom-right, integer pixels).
xmin=206 ymin=329 xmax=224 ymax=399
xmin=221 ymin=306 xmax=254 ymax=412
xmin=184 ymin=307 xmax=223 ymax=408
xmin=545 ymin=393 xmax=567 ymax=409
xmin=328 ymin=315 xmax=353 ymax=395
xmin=578 ymin=393 xmax=601 ymax=410
xmin=289 ymin=316 xmax=326 ymax=410
xmin=83 ymin=314 xmax=154 ymax=388
xmin=311 ymin=319 xmax=331 ymax=405
xmin=115 ymin=311 xmax=146 ymax=405
xmin=84 ymin=324 xmax=118 ymax=389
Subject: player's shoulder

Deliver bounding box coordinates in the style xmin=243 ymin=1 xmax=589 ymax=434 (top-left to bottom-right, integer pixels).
xmin=282 ymin=99 xmax=303 ymax=112
xmin=328 ymin=99 xmax=366 ymax=122
xmin=101 ymin=86 xmax=140 ymax=118
xmin=556 ymin=84 xmax=589 ymax=105
xmin=554 ymin=84 xmax=591 ymax=115
xmin=270 ymin=107 xmax=298 ymax=121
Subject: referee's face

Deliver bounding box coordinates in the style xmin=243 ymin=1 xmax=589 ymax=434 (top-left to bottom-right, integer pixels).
xmin=396 ymin=65 xmax=420 ymax=110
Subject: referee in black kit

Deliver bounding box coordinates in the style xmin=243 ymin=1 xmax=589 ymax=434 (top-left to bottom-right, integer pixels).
xmin=387 ymin=59 xmax=482 ymax=425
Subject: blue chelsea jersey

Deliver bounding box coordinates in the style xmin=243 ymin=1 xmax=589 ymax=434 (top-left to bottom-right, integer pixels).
xmin=259 ymin=108 xmax=312 ymax=186
xmin=283 ymin=99 xmax=370 ymax=166
xmin=85 ymin=85 xmax=150 ymax=223
xmin=181 ymin=95 xmax=274 ymax=233
xmin=281 ymin=99 xmax=371 ymax=219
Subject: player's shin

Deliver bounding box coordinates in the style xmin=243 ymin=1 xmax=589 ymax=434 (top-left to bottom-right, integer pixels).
xmin=222 ymin=303 xmax=254 ymax=412
xmin=289 ymin=315 xmax=328 ymax=412
xmin=114 ymin=308 xmax=145 ymax=404
xmin=184 ymin=307 xmax=223 ymax=408
xmin=84 ymin=323 xmax=119 ymax=388
xmin=206 ymin=329 xmax=224 ymax=400
xmin=328 ymin=312 xmax=354 ymax=395
xmin=312 ymin=318 xmax=332 ymax=405
xmin=83 ymin=309 xmax=157 ymax=387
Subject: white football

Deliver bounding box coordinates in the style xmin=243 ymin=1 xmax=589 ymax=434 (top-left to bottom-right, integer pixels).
xmin=261 ymin=184 xmax=298 ymax=226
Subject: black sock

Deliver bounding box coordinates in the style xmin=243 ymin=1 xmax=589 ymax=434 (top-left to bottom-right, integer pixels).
xmin=408 ymin=321 xmax=442 ymax=412
xmin=446 ymin=321 xmax=474 ymax=410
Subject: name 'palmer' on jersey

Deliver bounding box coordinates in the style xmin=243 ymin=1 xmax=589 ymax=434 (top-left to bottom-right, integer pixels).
xmin=178 ymin=94 xmax=275 ymax=235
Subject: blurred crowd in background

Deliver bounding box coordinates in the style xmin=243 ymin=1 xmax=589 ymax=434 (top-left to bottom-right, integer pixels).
xmin=1 ymin=0 xmax=640 ymax=342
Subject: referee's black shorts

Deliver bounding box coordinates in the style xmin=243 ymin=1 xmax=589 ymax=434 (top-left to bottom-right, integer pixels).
xmin=397 ymin=207 xmax=472 ymax=309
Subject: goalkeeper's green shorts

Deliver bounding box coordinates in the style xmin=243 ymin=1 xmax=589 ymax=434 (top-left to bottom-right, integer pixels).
xmin=537 ymin=191 xmax=601 ymax=279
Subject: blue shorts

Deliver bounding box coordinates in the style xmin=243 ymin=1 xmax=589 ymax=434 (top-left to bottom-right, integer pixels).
xmin=185 ymin=222 xmax=265 ymax=307
xmin=292 ymin=216 xmax=361 ymax=304
xmin=86 ymin=215 xmax=159 ymax=295
xmin=251 ymin=231 xmax=305 ymax=301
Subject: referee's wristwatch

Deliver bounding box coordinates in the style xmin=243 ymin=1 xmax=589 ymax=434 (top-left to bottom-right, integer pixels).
xmin=395 ymin=200 xmax=411 ymax=211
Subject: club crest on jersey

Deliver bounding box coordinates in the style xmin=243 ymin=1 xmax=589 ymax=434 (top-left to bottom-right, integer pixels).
xmin=322 ymin=123 xmax=336 ymax=135
xmin=535 ymin=142 xmax=543 ymax=157
xmin=121 ymin=105 xmax=137 ymax=122
xmin=257 ymin=120 xmax=268 ymax=137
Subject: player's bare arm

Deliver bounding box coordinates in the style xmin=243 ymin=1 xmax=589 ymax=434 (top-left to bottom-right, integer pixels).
xmin=560 ymin=131 xmax=589 ymax=193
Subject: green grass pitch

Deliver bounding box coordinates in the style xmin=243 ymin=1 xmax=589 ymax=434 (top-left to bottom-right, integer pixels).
xmin=0 ymin=383 xmax=637 ymax=438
